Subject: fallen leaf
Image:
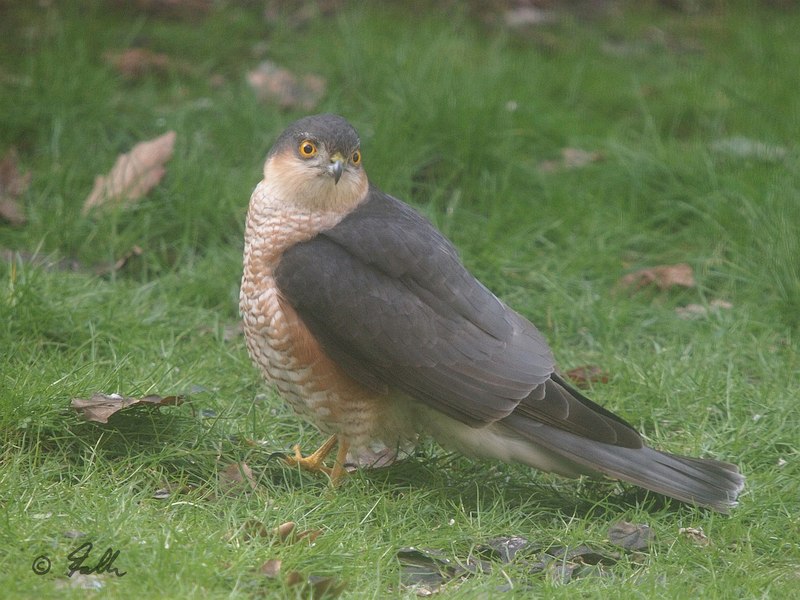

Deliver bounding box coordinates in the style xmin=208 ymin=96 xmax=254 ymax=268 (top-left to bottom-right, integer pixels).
xmin=285 ymin=571 xmax=304 ymax=586
xmin=82 ymin=131 xmax=176 ymax=215
xmin=0 ymin=148 xmax=31 ymax=226
xmin=397 ymin=547 xmax=454 ymax=594
xmin=617 ymin=263 xmax=696 ymax=292
xmin=608 ymin=521 xmax=654 ymax=552
xmin=259 ymin=558 xmax=282 ymax=578
xmin=679 ymin=526 xmax=710 ymax=546
xmin=675 ymin=299 xmax=733 ymax=319
xmin=564 ymin=365 xmax=609 ymax=388
xmin=104 ymin=48 xmax=176 ymax=79
xmin=274 ymin=521 xmax=296 ymax=542
xmin=538 ymin=147 xmax=603 ymax=173
xmin=241 ymin=519 xmax=322 ymax=545
xmin=247 ymin=60 xmax=326 ymax=111
xmin=218 ymin=462 xmax=257 ymax=493
xmin=477 ymin=536 xmax=531 ymax=563
xmin=70 ymin=392 xmax=184 ymax=423
xmin=284 ymin=570 xmax=346 ymax=598
xmin=304 ymin=575 xmax=347 ymax=598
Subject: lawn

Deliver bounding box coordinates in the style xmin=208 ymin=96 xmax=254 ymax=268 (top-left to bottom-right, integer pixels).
xmin=1 ymin=0 xmax=799 ymax=597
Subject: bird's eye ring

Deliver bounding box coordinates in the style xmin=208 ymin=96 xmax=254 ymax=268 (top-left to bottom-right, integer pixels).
xmin=299 ymin=140 xmax=317 ymax=158
xmin=351 ymin=150 xmax=361 ymax=165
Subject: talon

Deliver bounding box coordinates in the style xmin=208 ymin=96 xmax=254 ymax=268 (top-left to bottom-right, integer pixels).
xmin=283 ymin=435 xmax=350 ymax=485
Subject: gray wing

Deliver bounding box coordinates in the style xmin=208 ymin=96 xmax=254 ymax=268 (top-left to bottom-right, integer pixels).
xmin=275 ymin=187 xmax=552 ymax=426
xmin=274 ymin=186 xmax=636 ymax=447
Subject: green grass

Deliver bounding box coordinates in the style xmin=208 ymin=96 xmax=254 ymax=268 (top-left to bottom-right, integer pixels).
xmin=2 ymin=0 xmax=799 ymax=597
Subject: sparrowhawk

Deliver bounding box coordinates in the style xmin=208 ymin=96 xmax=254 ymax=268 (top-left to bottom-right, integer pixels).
xmin=239 ymin=114 xmax=744 ymax=512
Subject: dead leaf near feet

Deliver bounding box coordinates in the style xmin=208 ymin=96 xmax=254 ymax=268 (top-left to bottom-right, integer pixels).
xmin=0 ymin=148 xmax=31 ymax=226
xmin=538 ymin=147 xmax=603 ymax=173
xmin=104 ymin=48 xmax=186 ymax=79
xmin=675 ymin=299 xmax=733 ymax=319
xmin=476 ymin=536 xmax=532 ymax=563
xmin=70 ymin=392 xmax=184 ymax=423
xmin=397 ymin=546 xmax=492 ymax=595
xmin=608 ymin=521 xmax=654 ymax=552
xmin=240 ymin=519 xmax=322 ymax=545
xmin=247 ymin=61 xmax=326 ymax=111
xmin=259 ymin=558 xmax=282 ymax=578
xmin=218 ymin=462 xmax=257 ymax=494
xmin=564 ymin=365 xmax=609 ymax=389
xmin=82 ymin=131 xmax=176 ymax=215
xmin=617 ymin=263 xmax=696 ymax=293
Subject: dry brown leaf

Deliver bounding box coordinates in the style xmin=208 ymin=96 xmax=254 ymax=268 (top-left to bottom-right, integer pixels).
xmin=82 ymin=131 xmax=176 ymax=215
xmin=675 ymin=299 xmax=733 ymax=319
xmin=247 ymin=60 xmax=326 ymax=111
xmin=285 ymin=571 xmax=304 ymax=586
xmin=104 ymin=48 xmax=177 ymax=79
xmin=617 ymin=263 xmax=696 ymax=292
xmin=679 ymin=526 xmax=710 ymax=546
xmin=0 ymin=148 xmax=31 ymax=226
xmin=260 ymin=558 xmax=282 ymax=578
xmin=564 ymin=365 xmax=609 ymax=389
xmin=608 ymin=521 xmax=654 ymax=552
xmin=274 ymin=521 xmax=296 ymax=542
xmin=70 ymin=392 xmax=184 ymax=423
xmin=218 ymin=462 xmax=257 ymax=493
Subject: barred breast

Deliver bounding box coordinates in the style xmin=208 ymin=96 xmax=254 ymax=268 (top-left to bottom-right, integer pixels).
xmin=240 ymin=180 xmax=411 ymax=450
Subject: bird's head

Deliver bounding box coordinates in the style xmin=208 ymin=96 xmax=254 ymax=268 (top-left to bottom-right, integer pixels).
xmin=261 ymin=114 xmax=369 ymax=213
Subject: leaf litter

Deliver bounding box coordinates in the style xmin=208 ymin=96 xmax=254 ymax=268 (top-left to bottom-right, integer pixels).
xmin=82 ymin=131 xmax=176 ymax=215
xmin=564 ymin=365 xmax=610 ymax=388
xmin=70 ymin=392 xmax=184 ymax=423
xmin=398 ymin=522 xmax=654 ymax=593
xmin=218 ymin=462 xmax=257 ymax=494
xmin=617 ymin=262 xmax=696 ymax=292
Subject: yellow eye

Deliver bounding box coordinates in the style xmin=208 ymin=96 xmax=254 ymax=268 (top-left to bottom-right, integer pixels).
xmin=351 ymin=150 xmax=361 ymax=165
xmin=299 ymin=140 xmax=317 ymax=158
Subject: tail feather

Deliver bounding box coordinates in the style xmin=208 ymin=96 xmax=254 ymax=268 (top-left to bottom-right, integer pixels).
xmin=498 ymin=373 xmax=745 ymax=512
xmin=500 ymin=413 xmax=744 ymax=512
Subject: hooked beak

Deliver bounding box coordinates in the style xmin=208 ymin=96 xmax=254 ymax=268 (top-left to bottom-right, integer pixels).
xmin=329 ymin=152 xmax=345 ymax=184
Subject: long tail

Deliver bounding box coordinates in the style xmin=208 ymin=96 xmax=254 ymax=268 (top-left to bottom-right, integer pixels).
xmin=500 ymin=375 xmax=744 ymax=512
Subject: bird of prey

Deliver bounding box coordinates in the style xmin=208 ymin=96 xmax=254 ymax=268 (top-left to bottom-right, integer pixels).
xmin=240 ymin=114 xmax=744 ymax=512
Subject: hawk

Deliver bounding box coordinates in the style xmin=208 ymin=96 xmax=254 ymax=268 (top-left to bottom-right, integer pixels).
xmin=240 ymin=114 xmax=744 ymax=512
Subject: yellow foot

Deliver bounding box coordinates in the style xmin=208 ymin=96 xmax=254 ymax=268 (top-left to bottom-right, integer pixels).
xmin=285 ymin=435 xmax=351 ymax=485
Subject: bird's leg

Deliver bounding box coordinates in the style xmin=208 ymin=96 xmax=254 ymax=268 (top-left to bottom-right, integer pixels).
xmin=286 ymin=435 xmax=351 ymax=484
xmin=286 ymin=434 xmax=338 ymax=475
xmin=328 ymin=438 xmax=351 ymax=485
